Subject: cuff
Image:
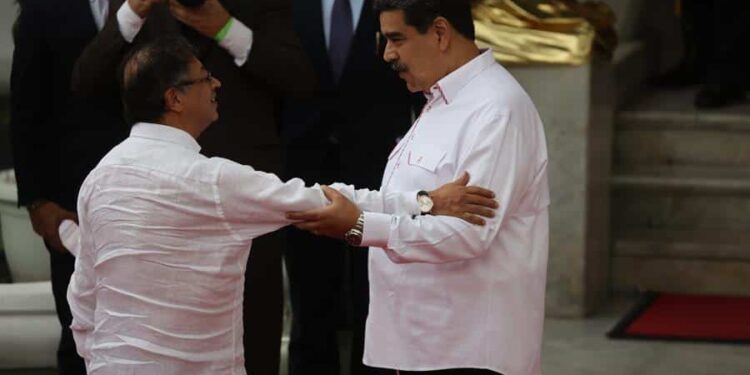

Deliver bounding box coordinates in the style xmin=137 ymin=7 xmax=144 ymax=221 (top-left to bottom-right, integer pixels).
xmin=217 ymin=17 xmax=254 ymax=67
xmin=402 ymin=190 xmax=421 ymax=215
xmin=361 ymin=212 xmax=392 ymax=249
xmin=117 ymin=1 xmax=145 ymax=43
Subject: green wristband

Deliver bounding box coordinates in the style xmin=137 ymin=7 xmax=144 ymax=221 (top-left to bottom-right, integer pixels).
xmin=214 ymin=18 xmax=234 ymax=42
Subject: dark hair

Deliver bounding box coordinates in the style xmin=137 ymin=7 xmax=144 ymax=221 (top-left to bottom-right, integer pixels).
xmin=120 ymin=36 xmax=197 ymax=125
xmin=373 ymin=0 xmax=475 ymax=40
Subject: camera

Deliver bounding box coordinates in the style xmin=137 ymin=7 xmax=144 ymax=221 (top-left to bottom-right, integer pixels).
xmin=177 ymin=0 xmax=206 ymax=7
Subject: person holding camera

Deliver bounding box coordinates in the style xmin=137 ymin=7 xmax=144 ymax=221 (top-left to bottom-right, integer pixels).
xmin=71 ymin=1 xmax=316 ymax=374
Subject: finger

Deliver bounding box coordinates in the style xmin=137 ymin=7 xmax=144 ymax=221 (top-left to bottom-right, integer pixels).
xmin=465 ymin=186 xmax=496 ymax=199
xmin=452 ymin=171 xmax=470 ymax=186
xmin=465 ymin=194 xmax=499 ymax=209
xmin=462 ymin=213 xmax=486 ymax=226
xmin=286 ymin=210 xmax=321 ymax=221
xmin=464 ymin=204 xmax=496 ymax=219
xmin=46 ymin=233 xmax=68 ymax=253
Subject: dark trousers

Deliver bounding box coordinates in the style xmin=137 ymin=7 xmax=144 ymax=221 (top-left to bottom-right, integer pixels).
xmin=243 ymin=230 xmax=284 ymax=375
xmin=284 ymin=139 xmax=376 ymax=375
xmin=47 ymin=244 xmax=86 ymax=375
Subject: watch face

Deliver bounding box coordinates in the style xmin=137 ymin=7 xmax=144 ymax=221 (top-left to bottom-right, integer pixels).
xmin=417 ymin=194 xmax=434 ymax=213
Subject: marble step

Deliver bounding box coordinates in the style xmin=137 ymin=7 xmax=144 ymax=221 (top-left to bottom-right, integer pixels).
xmin=614 ymin=89 xmax=750 ymax=167
xmin=613 ymin=229 xmax=750 ymax=296
xmin=614 ymin=229 xmax=750 ymax=262
xmin=612 ymin=165 xmax=750 ymax=231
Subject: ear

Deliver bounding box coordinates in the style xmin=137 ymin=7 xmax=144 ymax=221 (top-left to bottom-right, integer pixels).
xmin=432 ymin=17 xmax=451 ymax=52
xmin=164 ymin=87 xmax=184 ymax=114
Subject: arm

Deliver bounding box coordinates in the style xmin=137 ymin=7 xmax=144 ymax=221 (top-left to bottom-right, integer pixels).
xmin=363 ymin=113 xmax=548 ymax=264
xmin=10 ymin=1 xmax=55 ymax=206
xmin=10 ymin=2 xmax=79 ymax=252
xmin=71 ymin=0 xmax=151 ymax=97
xmin=331 ymin=172 xmax=497 ymax=223
xmin=289 ymin=112 xmax=547 ymax=264
xmin=66 ymin=208 xmax=97 ymax=364
xmin=169 ymin=0 xmax=316 ymax=99
xmin=217 ymin=160 xmax=329 ymax=239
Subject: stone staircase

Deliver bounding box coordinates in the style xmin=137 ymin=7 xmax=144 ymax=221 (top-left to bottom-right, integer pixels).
xmin=611 ymin=89 xmax=750 ymax=295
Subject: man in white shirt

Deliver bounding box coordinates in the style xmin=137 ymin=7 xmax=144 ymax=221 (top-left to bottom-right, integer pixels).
xmin=288 ymin=1 xmax=550 ymax=374
xmin=68 ymin=36 xmax=497 ymax=374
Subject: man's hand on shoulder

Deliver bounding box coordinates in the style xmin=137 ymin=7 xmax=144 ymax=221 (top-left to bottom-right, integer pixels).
xmin=169 ymin=0 xmax=231 ymax=39
xmin=428 ymin=172 xmax=498 ymax=226
xmin=128 ymin=0 xmax=165 ymax=19
xmin=28 ymin=200 xmax=78 ymax=254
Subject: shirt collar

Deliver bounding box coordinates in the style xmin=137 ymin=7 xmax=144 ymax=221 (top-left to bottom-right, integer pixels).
xmin=130 ymin=123 xmax=202 ymax=153
xmin=424 ymin=49 xmax=496 ymax=105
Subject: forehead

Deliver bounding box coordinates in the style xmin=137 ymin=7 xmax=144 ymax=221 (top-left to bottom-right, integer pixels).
xmin=379 ymin=9 xmax=409 ymax=32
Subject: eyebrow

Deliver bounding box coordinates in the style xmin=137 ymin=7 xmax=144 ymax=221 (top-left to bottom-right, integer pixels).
xmin=383 ymin=31 xmax=405 ymax=40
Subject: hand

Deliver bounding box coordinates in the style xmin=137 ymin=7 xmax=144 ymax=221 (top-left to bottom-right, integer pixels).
xmin=28 ymin=201 xmax=78 ymax=254
xmin=169 ymin=0 xmax=231 ymax=39
xmin=428 ymin=172 xmax=498 ymax=225
xmin=128 ymin=0 xmax=165 ymax=18
xmin=286 ymin=186 xmax=361 ymax=240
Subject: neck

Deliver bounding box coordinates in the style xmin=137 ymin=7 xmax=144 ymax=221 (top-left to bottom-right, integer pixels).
xmin=159 ymin=114 xmax=202 ymax=139
xmin=446 ymin=41 xmax=481 ymax=78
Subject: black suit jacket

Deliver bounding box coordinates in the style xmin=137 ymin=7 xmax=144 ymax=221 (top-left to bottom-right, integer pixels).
xmin=283 ymin=0 xmax=420 ymax=189
xmin=10 ymin=0 xmax=127 ymax=210
xmin=72 ymin=0 xmax=316 ymax=172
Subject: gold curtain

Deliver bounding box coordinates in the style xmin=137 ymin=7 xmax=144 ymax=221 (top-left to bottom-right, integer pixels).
xmin=473 ymin=0 xmax=617 ymax=65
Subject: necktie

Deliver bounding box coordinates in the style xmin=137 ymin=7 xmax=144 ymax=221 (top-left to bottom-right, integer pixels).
xmin=329 ymin=0 xmax=354 ymax=82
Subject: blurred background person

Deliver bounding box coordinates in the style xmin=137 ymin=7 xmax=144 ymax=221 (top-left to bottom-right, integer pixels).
xmin=282 ymin=0 xmax=421 ymax=374
xmin=654 ymin=0 xmax=750 ymax=108
xmin=10 ymin=0 xmax=126 ymax=373
xmin=70 ymin=0 xmax=316 ymax=373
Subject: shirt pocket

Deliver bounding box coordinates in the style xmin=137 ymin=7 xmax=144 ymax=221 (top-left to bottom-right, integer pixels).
xmin=407 ymin=143 xmax=446 ymax=174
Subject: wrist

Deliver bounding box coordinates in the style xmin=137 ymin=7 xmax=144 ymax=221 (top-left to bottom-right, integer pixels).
xmin=344 ymin=211 xmax=365 ymax=246
xmin=214 ymin=17 xmax=234 ymax=42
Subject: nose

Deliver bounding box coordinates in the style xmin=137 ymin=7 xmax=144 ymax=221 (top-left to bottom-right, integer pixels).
xmin=383 ymin=41 xmax=397 ymax=63
xmin=212 ymin=76 xmax=222 ymax=89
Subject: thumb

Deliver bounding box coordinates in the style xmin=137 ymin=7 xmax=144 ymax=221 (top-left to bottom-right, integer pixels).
xmin=453 ymin=171 xmax=470 ymax=186
xmin=321 ymin=185 xmax=342 ymax=202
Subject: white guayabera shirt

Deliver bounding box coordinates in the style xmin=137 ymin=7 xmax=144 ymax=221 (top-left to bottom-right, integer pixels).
xmin=336 ymin=50 xmax=550 ymax=375
xmin=67 ymin=123 xmax=420 ymax=375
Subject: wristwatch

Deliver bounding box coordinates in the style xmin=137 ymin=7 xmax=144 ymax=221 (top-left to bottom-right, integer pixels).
xmin=417 ymin=190 xmax=434 ymax=215
xmin=344 ymin=212 xmax=366 ymax=246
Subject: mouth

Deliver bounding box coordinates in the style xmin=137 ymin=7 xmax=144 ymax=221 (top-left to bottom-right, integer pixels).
xmin=210 ymin=92 xmax=217 ymax=103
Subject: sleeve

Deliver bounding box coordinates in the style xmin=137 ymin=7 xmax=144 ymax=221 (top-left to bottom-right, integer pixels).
xmin=217 ymin=17 xmax=253 ymax=66
xmin=71 ymin=0 xmax=133 ymax=97
xmin=9 ymin=1 xmax=57 ymax=206
xmin=234 ymin=0 xmax=317 ymax=99
xmin=216 ymin=160 xmax=330 ymax=239
xmin=66 ymin=199 xmax=97 ymax=364
xmin=360 ymin=111 xmax=546 ymax=264
xmin=116 ymin=0 xmax=146 ymax=43
xmin=329 ymin=183 xmax=421 ymax=216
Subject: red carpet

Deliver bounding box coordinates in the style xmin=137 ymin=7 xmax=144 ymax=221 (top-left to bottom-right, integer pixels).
xmin=608 ymin=292 xmax=750 ymax=344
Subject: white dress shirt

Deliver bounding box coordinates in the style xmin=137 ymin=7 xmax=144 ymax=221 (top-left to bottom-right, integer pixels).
xmin=89 ymin=0 xmax=109 ymax=30
xmin=117 ymin=2 xmax=253 ymax=66
xmin=67 ymin=123 xmax=331 ymax=374
xmin=337 ymin=50 xmax=550 ymax=375
xmin=322 ymin=0 xmax=365 ymax=49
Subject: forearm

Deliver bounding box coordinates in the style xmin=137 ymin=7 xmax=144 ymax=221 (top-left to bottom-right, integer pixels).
xmin=330 ymin=183 xmax=420 ymax=216
xmin=361 ymin=212 xmax=492 ymax=264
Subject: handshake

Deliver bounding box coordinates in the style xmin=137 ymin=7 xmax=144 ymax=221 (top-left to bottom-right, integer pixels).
xmin=127 ymin=0 xmax=231 ymax=38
